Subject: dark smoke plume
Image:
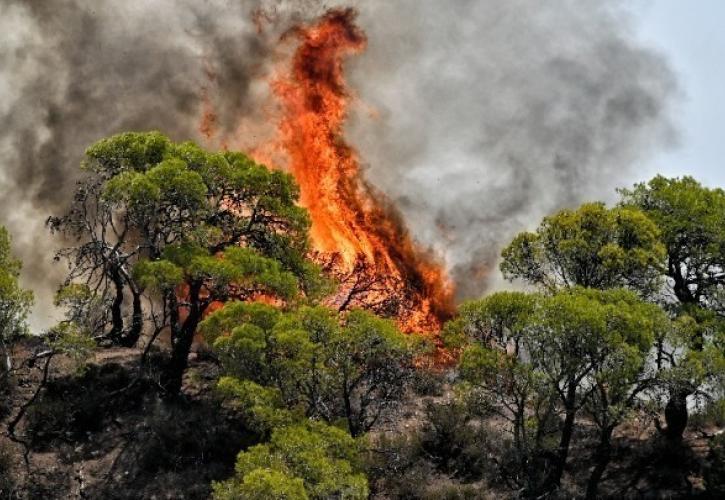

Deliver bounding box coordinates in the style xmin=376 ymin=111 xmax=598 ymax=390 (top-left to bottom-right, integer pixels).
xmin=0 ymin=0 xmax=677 ymax=328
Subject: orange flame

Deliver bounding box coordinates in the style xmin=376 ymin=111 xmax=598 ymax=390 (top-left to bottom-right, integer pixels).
xmin=200 ymin=9 xmax=454 ymax=337
xmin=267 ymin=9 xmax=454 ymax=334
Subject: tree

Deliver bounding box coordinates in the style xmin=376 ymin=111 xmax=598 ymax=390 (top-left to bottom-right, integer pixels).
xmin=620 ymin=176 xmax=725 ymax=312
xmin=135 ymin=246 xmax=299 ymax=394
xmin=202 ymin=304 xmax=417 ymax=437
xmin=50 ymin=132 xmax=322 ymax=393
xmin=450 ymin=289 xmax=667 ymax=496
xmin=212 ymin=421 xmax=368 ymax=500
xmin=500 ymin=202 xmax=665 ymax=295
xmin=48 ymin=132 xmax=172 ymax=347
xmin=445 ymin=292 xmax=553 ymax=492
xmin=620 ymin=175 xmax=725 ymax=440
xmin=579 ymin=289 xmax=669 ymax=499
xmin=0 ymin=226 xmax=33 ymax=373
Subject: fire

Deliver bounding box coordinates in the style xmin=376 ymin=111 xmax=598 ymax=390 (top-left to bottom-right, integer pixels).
xmin=201 ymin=8 xmax=454 ymax=335
xmin=267 ymin=8 xmax=453 ymax=334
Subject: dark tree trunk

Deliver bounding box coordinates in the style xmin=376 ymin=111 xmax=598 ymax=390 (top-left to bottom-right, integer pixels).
xmin=544 ymin=382 xmax=578 ymax=492
xmin=109 ymin=270 xmax=125 ymax=343
xmin=164 ymin=282 xmax=204 ymax=395
xmin=120 ymin=289 xmax=143 ymax=348
xmin=343 ymin=382 xmax=360 ymax=437
xmin=665 ymin=257 xmax=698 ymax=441
xmin=664 ymin=389 xmax=689 ymax=442
xmin=586 ymin=425 xmax=614 ymax=499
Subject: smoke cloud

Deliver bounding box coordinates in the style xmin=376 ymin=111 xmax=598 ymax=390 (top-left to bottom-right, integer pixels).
xmin=345 ymin=0 xmax=678 ymax=298
xmin=0 ymin=0 xmax=676 ymax=328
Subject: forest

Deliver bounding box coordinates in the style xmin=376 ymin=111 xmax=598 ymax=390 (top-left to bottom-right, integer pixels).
xmin=0 ymin=132 xmax=723 ymax=499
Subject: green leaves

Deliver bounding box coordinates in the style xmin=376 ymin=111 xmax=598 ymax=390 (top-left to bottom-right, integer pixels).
xmin=133 ymin=260 xmax=184 ymax=292
xmin=443 ymin=291 xmax=536 ymax=348
xmin=84 ymin=131 xmax=170 ymax=174
xmin=453 ymin=288 xmax=666 ymax=463
xmin=213 ymin=468 xmax=308 ymax=500
xmin=501 ymin=202 xmax=665 ymax=295
xmin=620 ymin=175 xmax=725 ymax=311
xmin=214 ymin=422 xmax=368 ymax=500
xmin=0 ymin=226 xmax=33 ymax=346
xmin=134 ymin=243 xmax=300 ymax=301
xmin=203 ymin=303 xmax=414 ymax=437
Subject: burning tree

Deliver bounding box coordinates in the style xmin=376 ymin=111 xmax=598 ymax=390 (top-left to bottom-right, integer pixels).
xmin=206 ymin=9 xmax=455 ymax=335
xmin=50 ymin=131 xmax=322 ymax=393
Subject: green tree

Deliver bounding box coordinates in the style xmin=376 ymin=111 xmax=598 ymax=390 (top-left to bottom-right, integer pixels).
xmin=212 ymin=421 xmax=368 ymax=500
xmin=202 ymin=304 xmax=416 ymax=437
xmin=0 ymin=226 xmax=33 ymax=373
xmin=446 ymin=292 xmax=552 ymax=491
xmin=450 ymin=289 xmax=667 ymax=496
xmin=500 ymin=202 xmax=665 ymax=295
xmin=620 ymin=176 xmax=725 ymax=312
xmin=579 ymin=289 xmax=669 ymax=499
xmin=50 ymin=132 xmax=322 ymax=393
xmin=48 ymin=132 xmax=172 ymax=346
xmin=620 ymin=175 xmax=725 ymax=440
xmin=135 ymin=245 xmax=299 ymax=394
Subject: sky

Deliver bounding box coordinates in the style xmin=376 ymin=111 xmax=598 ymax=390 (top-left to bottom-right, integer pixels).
xmin=633 ymin=0 xmax=725 ymax=187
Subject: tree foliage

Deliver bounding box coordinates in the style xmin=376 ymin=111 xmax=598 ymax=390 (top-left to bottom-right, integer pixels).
xmin=500 ymin=202 xmax=665 ymax=295
xmin=620 ymin=176 xmax=725 ymax=440
xmin=620 ymin=175 xmax=725 ymax=312
xmin=451 ymin=288 xmax=668 ymax=496
xmin=50 ymin=132 xmax=325 ymax=393
xmin=0 ymin=226 xmax=33 ymax=373
xmin=202 ymin=304 xmax=416 ymax=437
xmin=212 ymin=421 xmax=368 ymax=500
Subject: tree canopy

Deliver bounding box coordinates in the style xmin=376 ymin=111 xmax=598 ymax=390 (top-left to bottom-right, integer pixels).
xmin=0 ymin=226 xmax=33 ymax=372
xmin=619 ymin=175 xmax=725 ymax=312
xmin=203 ymin=303 xmax=417 ymax=437
xmin=50 ymin=131 xmax=325 ymax=393
xmin=212 ymin=420 xmax=368 ymax=500
xmin=619 ymin=176 xmax=725 ymax=440
xmin=451 ymin=288 xmax=668 ymax=496
xmin=500 ymin=202 xmax=665 ymax=295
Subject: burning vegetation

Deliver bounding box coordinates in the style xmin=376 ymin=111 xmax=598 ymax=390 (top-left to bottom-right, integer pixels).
xmin=247 ymin=9 xmax=454 ymax=334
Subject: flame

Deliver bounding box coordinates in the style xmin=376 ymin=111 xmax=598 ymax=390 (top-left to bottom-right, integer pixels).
xmin=266 ymin=8 xmax=454 ymax=334
xmin=200 ymin=9 xmax=454 ymax=337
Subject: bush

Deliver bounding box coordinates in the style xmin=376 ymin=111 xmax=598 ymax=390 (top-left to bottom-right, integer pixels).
xmin=214 ymin=421 xmax=368 ymax=500
xmin=420 ymin=400 xmax=488 ymax=480
xmin=364 ymin=433 xmax=431 ymax=498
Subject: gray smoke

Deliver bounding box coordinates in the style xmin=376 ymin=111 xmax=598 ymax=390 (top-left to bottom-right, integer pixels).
xmin=0 ymin=0 xmax=676 ymax=329
xmin=345 ymin=0 xmax=678 ymax=298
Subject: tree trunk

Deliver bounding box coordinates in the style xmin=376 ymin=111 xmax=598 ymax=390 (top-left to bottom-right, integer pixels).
xmin=586 ymin=425 xmax=614 ymax=499
xmin=544 ymin=383 xmax=578 ymax=492
xmin=664 ymin=389 xmax=689 ymax=442
xmin=164 ymin=283 xmax=203 ymax=395
xmin=109 ymin=270 xmax=125 ymax=343
xmin=120 ymin=289 xmax=143 ymax=348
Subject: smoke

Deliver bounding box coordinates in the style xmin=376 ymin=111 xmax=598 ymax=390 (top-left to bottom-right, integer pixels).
xmin=345 ymin=0 xmax=678 ymax=298
xmin=0 ymin=0 xmax=676 ymax=328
